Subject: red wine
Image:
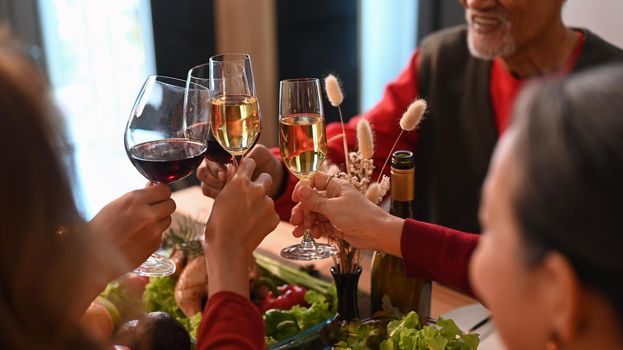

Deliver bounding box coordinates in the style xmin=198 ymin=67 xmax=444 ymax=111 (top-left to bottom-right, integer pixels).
xmin=129 ymin=139 xmax=207 ymax=183
xmin=186 ymin=122 xmax=232 ymax=164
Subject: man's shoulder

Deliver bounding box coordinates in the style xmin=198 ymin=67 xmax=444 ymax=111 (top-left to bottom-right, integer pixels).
xmin=575 ymin=28 xmax=623 ymax=69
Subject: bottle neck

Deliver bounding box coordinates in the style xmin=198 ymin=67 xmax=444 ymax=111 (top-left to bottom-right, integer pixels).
xmin=390 ymin=166 xmax=414 ymax=219
xmin=391 ymin=167 xmax=414 ymax=202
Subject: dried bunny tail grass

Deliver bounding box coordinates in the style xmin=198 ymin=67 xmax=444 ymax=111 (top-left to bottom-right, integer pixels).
xmin=324 ymin=74 xmax=350 ymax=174
xmin=356 ymin=119 xmax=374 ymax=160
xmin=400 ymin=99 xmax=427 ymax=131
xmin=365 ymin=182 xmax=383 ymax=204
xmin=375 ymin=99 xmax=427 ymax=182
xmin=324 ymin=74 xmax=344 ymax=107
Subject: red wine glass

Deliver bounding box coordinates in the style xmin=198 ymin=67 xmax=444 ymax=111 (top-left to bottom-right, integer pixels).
xmin=124 ymin=75 xmax=209 ymax=276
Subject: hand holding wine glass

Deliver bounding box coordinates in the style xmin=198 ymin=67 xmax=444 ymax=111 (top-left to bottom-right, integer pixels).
xmin=279 ymin=78 xmax=337 ymax=260
xmin=124 ymin=75 xmax=209 ymax=276
xmin=88 ymin=183 xmax=176 ymax=277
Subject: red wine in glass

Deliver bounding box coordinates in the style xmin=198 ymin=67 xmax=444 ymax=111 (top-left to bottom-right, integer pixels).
xmin=186 ymin=121 xmax=232 ymax=164
xmin=128 ymin=138 xmax=207 ymax=183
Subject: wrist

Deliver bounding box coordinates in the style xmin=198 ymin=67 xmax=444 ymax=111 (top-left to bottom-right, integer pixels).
xmin=371 ymin=214 xmax=405 ymax=257
xmin=205 ymin=248 xmax=250 ymax=298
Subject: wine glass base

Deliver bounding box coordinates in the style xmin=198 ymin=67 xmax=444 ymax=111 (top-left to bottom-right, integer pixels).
xmin=133 ymin=253 xmax=177 ymax=277
xmin=280 ymin=242 xmax=337 ymax=261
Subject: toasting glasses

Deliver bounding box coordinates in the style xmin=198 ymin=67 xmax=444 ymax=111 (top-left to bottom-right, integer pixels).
xmin=124 ymin=75 xmax=209 ymax=276
xmin=279 ymin=78 xmax=337 ymax=260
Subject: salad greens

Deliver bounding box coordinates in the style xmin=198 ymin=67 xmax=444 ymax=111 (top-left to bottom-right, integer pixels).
xmin=143 ymin=276 xmax=201 ymax=338
xmin=264 ymin=287 xmax=337 ymax=343
xmin=333 ymin=311 xmax=479 ymax=350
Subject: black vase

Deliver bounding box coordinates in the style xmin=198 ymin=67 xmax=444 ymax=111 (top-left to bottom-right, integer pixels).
xmin=330 ymin=265 xmax=362 ymax=321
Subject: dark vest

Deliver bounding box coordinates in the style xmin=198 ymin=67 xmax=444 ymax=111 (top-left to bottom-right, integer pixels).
xmin=414 ymin=26 xmax=623 ymax=233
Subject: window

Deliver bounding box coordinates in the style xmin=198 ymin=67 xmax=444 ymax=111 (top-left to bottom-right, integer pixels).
xmin=39 ymin=0 xmax=156 ymax=217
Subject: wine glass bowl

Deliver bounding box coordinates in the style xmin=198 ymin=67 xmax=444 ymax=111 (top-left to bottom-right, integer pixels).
xmin=279 ymin=113 xmax=327 ymax=180
xmin=124 ymin=75 xmax=209 ymax=276
xmin=187 ymin=63 xmax=233 ymax=164
xmin=279 ymin=78 xmax=337 ymax=261
xmin=207 ymin=54 xmax=261 ymax=166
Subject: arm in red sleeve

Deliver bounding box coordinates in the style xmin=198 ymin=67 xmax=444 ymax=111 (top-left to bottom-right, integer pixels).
xmin=196 ymin=291 xmax=265 ymax=350
xmin=401 ymin=219 xmax=480 ymax=298
xmin=272 ymin=50 xmax=423 ymax=221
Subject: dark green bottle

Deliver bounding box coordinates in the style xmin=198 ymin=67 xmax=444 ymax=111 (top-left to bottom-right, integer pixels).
xmin=370 ymin=150 xmax=431 ymax=316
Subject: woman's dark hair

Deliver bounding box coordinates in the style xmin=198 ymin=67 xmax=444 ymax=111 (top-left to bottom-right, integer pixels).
xmin=511 ymin=65 xmax=623 ymax=326
xmin=0 ymin=31 xmax=99 ymax=348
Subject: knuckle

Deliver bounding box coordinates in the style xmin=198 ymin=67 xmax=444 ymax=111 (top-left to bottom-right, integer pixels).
xmin=167 ymin=199 xmax=177 ymax=213
xmin=161 ymin=216 xmax=172 ymax=228
xmin=145 ymin=212 xmax=159 ymax=225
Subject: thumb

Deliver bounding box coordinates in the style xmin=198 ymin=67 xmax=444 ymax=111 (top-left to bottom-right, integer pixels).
xmin=298 ymin=185 xmax=329 ymax=215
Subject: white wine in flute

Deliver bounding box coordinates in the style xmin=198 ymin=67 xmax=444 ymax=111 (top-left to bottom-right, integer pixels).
xmin=279 ymin=114 xmax=327 ymax=180
xmin=210 ymin=94 xmax=260 ymax=156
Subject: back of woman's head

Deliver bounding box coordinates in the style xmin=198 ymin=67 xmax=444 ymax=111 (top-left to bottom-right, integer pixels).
xmin=0 ymin=30 xmax=97 ymax=348
xmin=511 ymin=64 xmax=623 ymax=328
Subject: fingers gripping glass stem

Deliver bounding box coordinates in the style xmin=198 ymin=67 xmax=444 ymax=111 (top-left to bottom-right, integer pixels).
xmin=281 ymin=194 xmax=337 ymax=260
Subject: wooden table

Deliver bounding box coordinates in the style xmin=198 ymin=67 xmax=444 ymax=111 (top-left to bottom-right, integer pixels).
xmin=171 ymin=185 xmax=477 ymax=318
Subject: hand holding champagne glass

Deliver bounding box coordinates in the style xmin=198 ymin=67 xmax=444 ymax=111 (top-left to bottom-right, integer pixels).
xmin=279 ymin=78 xmax=337 ymax=260
xmin=124 ymin=75 xmax=209 ymax=276
xmin=208 ymin=53 xmax=261 ymax=167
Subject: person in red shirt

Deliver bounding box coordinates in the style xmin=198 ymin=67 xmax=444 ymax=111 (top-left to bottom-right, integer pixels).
xmin=291 ymin=65 xmax=623 ymax=350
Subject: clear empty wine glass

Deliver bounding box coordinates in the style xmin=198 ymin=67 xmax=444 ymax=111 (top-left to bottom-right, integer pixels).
xmin=124 ymin=75 xmax=209 ymax=276
xmin=208 ymin=53 xmax=261 ymax=167
xmin=279 ymin=78 xmax=337 ymax=260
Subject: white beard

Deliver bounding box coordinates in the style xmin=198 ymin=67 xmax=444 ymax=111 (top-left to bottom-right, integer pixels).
xmin=465 ymin=10 xmax=517 ymax=60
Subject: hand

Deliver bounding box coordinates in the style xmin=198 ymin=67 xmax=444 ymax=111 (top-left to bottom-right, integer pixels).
xmin=291 ymin=172 xmax=404 ymax=256
xmin=196 ymin=144 xmax=286 ymax=199
xmin=89 ymin=183 xmax=176 ymax=275
xmin=205 ymin=158 xmax=280 ymax=296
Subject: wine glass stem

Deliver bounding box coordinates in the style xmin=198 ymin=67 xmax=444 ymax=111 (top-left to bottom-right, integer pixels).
xmin=300 ymin=229 xmax=318 ymax=249
xmin=301 ymin=206 xmax=318 ymax=248
xmin=230 ymin=154 xmax=243 ymax=168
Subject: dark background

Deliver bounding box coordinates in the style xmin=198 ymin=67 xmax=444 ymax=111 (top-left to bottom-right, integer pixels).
xmin=150 ymin=0 xmax=464 ymax=121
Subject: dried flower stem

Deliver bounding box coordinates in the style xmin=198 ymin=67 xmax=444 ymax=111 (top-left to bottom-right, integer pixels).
xmin=376 ymin=129 xmax=404 ymax=183
xmin=337 ymin=106 xmax=351 ymax=175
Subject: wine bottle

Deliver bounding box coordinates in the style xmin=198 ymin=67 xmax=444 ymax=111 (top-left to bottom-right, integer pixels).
xmin=370 ymin=150 xmax=432 ymax=316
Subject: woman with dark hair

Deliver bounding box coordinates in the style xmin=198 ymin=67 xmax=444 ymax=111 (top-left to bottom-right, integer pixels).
xmin=0 ymin=32 xmax=279 ymax=349
xmin=291 ymin=65 xmax=623 ymax=349
xmin=0 ymin=31 xmax=181 ymax=348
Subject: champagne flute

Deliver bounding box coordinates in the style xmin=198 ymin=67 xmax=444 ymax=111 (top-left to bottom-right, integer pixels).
xmin=208 ymin=53 xmax=261 ymax=167
xmin=279 ymin=78 xmax=337 ymax=260
xmin=124 ymin=75 xmax=209 ymax=276
xmin=187 ymin=63 xmax=233 ymax=164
